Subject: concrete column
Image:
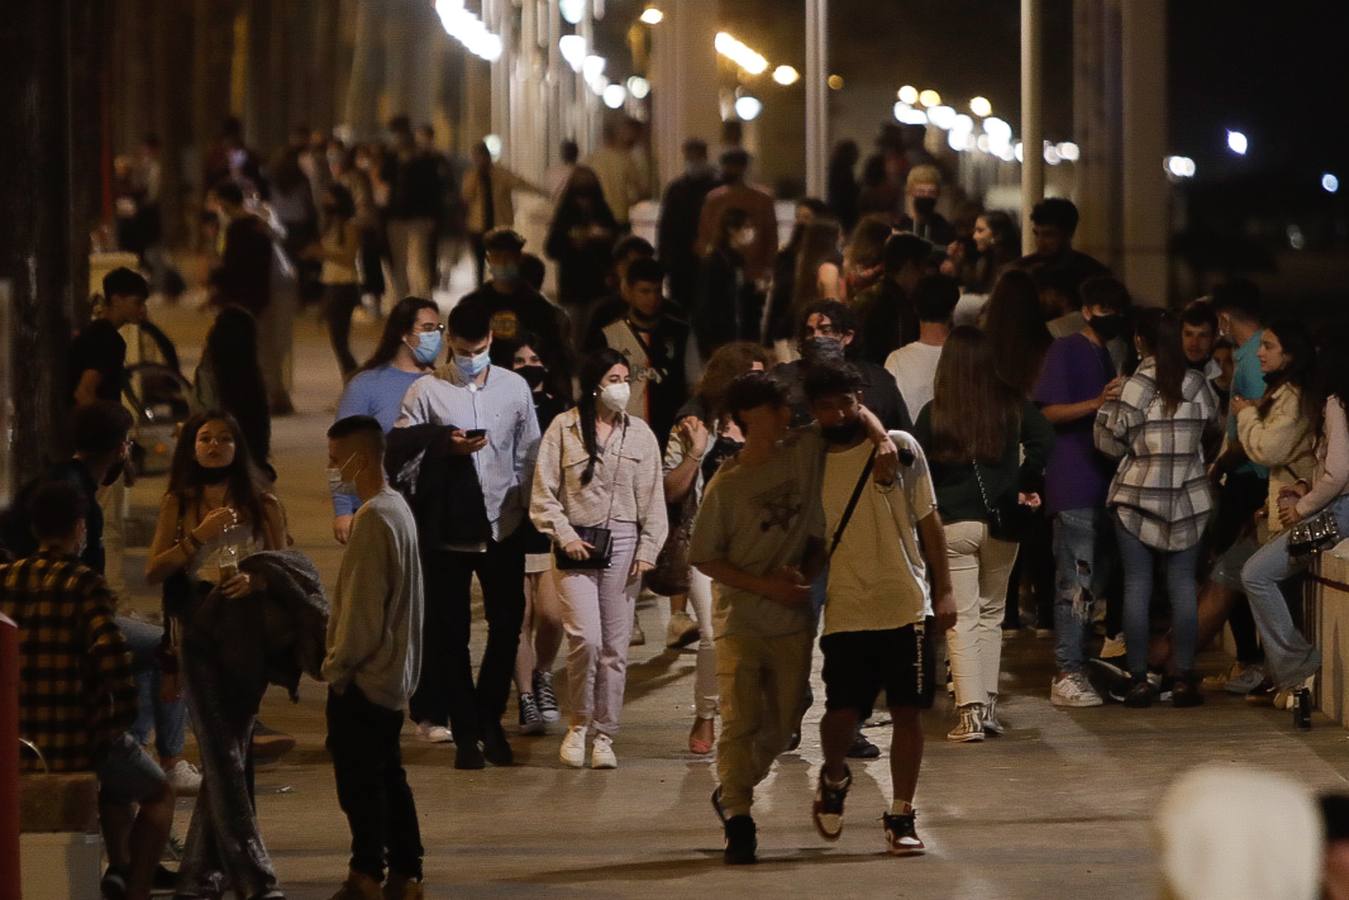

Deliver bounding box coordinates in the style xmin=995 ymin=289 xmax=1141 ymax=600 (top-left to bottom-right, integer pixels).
xmin=805 ymin=0 xmax=829 ymax=199
xmin=649 ymin=0 xmax=721 ymax=187
xmin=1020 ymin=0 xmax=1044 ymax=254
xmin=1120 ymin=0 xmax=1168 ymax=305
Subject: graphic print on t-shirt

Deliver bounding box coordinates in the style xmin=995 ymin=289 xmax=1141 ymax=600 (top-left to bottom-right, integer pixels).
xmin=490 ymin=310 xmax=521 ymax=341
xmin=753 ymin=480 xmax=803 ymax=533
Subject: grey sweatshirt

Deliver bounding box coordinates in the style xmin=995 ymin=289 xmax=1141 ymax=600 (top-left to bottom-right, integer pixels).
xmin=322 ymin=486 xmax=424 ymax=710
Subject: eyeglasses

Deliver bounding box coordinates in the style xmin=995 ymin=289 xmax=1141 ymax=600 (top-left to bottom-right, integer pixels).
xmin=415 ymin=323 xmax=446 ymax=334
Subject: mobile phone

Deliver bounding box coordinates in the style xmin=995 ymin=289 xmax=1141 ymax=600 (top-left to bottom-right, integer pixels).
xmin=464 ymin=429 xmax=487 ymax=440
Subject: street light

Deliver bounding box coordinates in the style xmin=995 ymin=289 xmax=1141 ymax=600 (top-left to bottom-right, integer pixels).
xmin=626 ymin=75 xmax=650 ymax=99
xmin=639 ymin=6 xmax=664 ymax=25
xmin=773 ymin=65 xmax=800 ymax=86
xmin=897 ymin=85 xmax=918 ymax=105
xmin=918 ymin=89 xmax=941 ymax=107
xmin=559 ymin=0 xmax=585 ymax=25
xmin=1324 ymin=173 xmax=1341 ymax=194
xmin=1057 ymin=141 xmax=1080 ymax=161
xmin=1226 ymin=129 xmax=1248 ymax=155
xmin=925 ymin=105 xmax=956 ymax=129
xmin=969 ymin=96 xmax=992 ymax=117
xmin=559 ymin=34 xmax=586 ymax=71
xmin=1165 ymin=155 xmax=1197 ymax=178
xmin=734 ymin=95 xmax=763 ymax=121
xmin=892 ymin=102 xmax=927 ymax=126
xmin=603 ymin=83 xmax=627 ymax=109
xmin=714 ymin=32 xmax=768 ymax=76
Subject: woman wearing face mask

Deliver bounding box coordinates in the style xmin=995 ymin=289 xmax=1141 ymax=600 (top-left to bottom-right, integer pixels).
xmin=692 ymin=207 xmax=761 ymax=360
xmin=331 ymin=297 xmax=442 ymax=544
xmin=659 ymin=341 xmax=772 ymax=753
xmin=509 ymin=336 xmax=572 ymax=735
xmin=304 ymin=182 xmax=363 ymax=377
xmin=530 ymin=350 xmax=668 ymax=769
xmin=145 ymin=412 xmax=290 ymax=899
xmin=1094 ymin=310 xmax=1220 ymax=708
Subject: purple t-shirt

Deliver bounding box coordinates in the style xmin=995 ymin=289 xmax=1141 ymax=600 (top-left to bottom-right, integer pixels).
xmin=1033 ymin=332 xmax=1117 ymax=514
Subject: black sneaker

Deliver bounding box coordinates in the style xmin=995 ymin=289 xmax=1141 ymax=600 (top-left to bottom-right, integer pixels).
xmin=1122 ymin=676 xmax=1154 ymax=708
xmin=710 ymin=786 xmax=727 ymax=825
xmin=846 ymin=732 xmax=881 ymax=759
xmin=1088 ymin=652 xmax=1129 ymax=682
xmin=812 ymin=767 xmax=852 ymax=841
xmin=454 ymin=742 xmax=486 ymax=770
xmin=152 ymin=864 xmax=178 ymax=894
xmin=724 ymin=815 xmax=758 ymax=865
xmin=784 ymin=731 xmax=801 ymax=752
xmin=1171 ymin=672 xmax=1204 ymax=709
xmin=518 ymin=692 xmax=545 ymax=735
xmin=101 ymin=866 xmax=128 ymax=900
xmin=482 ymin=722 xmax=514 ymax=766
xmin=883 ymin=810 xmax=925 ymax=855
xmin=533 ymin=670 xmax=560 ymax=724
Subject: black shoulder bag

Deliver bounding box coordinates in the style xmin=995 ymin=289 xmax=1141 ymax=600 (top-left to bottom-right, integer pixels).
xmin=828 ymin=447 xmax=878 ymax=560
xmin=973 ymin=459 xmax=1033 ymax=542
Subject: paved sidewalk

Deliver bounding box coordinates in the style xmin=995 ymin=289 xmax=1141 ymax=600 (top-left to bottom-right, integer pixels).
xmin=119 ymin=301 xmax=1349 ymax=899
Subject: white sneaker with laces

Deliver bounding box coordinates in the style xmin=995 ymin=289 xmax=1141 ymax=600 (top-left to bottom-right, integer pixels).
xmin=946 ymin=704 xmax=986 ymax=742
xmin=591 ymin=733 xmax=618 ymax=769
xmin=983 ymin=694 xmax=1006 ymax=735
xmin=1050 ymin=673 xmax=1103 ymax=708
xmin=1224 ymin=664 xmax=1267 ymax=695
xmin=560 ymin=725 xmax=588 ymax=768
xmin=415 ymin=722 xmax=454 ymax=744
xmin=164 ymin=759 xmax=202 ymax=795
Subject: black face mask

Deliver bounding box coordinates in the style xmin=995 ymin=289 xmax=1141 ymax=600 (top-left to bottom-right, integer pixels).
xmin=1088 ymin=314 xmax=1125 ymax=342
xmin=801 ymin=335 xmax=845 ymax=365
xmin=194 ymin=462 xmax=232 ymax=485
xmin=517 ymin=365 xmax=548 ymax=390
xmin=913 ymin=196 xmax=938 ymax=218
xmin=820 ymin=419 xmax=864 ymax=445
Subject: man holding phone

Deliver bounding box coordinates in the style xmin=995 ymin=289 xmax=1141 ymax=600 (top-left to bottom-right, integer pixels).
xmin=396 ymin=299 xmax=541 ymax=769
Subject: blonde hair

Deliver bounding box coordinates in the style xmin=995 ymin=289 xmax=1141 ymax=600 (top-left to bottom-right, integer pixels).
xmin=906 ymin=164 xmax=942 ymax=190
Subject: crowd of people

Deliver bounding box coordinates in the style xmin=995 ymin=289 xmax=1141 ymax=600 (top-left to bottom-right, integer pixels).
xmin=4 ymin=109 xmax=1349 ymax=898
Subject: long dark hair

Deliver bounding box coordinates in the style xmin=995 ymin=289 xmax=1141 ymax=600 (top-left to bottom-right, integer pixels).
xmin=204 ymin=305 xmax=271 ymax=464
xmin=1260 ymin=318 xmax=1321 ymax=425
xmin=981 ymin=269 xmax=1052 ymax=397
xmin=1135 ymin=308 xmax=1186 ymax=415
xmin=358 ymin=296 xmax=439 ymax=375
xmin=930 ymin=326 xmax=1021 ymax=464
xmin=167 ymin=410 xmax=269 ymax=540
xmin=553 ymin=166 xmax=617 ymax=229
xmin=576 ymin=348 xmax=629 ymax=485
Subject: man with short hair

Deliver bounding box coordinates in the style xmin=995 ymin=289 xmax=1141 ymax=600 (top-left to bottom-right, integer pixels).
xmin=396 ymin=301 xmax=541 ymax=768
xmin=884 ymin=274 xmax=959 ymax=422
xmin=850 ymin=232 xmax=931 ymax=365
xmin=383 ymin=115 xmax=445 ymax=300
xmin=1181 ymin=299 xmax=1221 ymax=378
xmin=803 ymin=361 xmax=954 ymax=856
xmin=593 ymin=257 xmax=690 ymax=445
xmin=1015 ymin=197 xmax=1110 ymax=294
xmin=696 ymin=149 xmax=778 ymax=282
xmin=1034 ymin=275 xmax=1131 ymax=707
xmin=658 ymin=138 xmax=719 ymax=311
xmin=585 ymin=118 xmax=648 ymax=230
xmin=71 ymin=267 xmax=148 ymax=407
xmin=458 ymin=227 xmax=570 ymax=382
xmin=325 ymin=416 xmax=426 ymax=900
xmin=895 ymin=164 xmax=955 ymax=246
xmin=0 ymin=481 xmax=174 ymax=900
xmin=773 ymin=300 xmax=910 ymax=432
xmin=581 ymin=234 xmax=657 ymax=350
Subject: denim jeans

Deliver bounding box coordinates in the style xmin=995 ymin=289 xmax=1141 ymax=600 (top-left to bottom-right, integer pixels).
xmin=1052 ymin=508 xmax=1116 ymax=673
xmin=1113 ymin=519 xmax=1200 ymax=678
xmin=117 ymin=615 xmax=187 ymax=759
xmin=1239 ymin=494 xmax=1349 ymax=688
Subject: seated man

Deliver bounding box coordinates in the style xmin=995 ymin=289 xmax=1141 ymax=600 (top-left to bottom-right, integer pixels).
xmin=0 ymin=481 xmax=174 ymax=900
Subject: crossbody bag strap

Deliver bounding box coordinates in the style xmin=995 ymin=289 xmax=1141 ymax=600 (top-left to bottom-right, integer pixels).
xmin=972 ymin=458 xmax=996 ymax=518
xmin=827 ymin=446 xmax=877 ymax=560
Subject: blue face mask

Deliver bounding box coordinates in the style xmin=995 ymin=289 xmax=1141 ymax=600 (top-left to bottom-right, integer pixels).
xmin=455 ymin=348 xmax=492 ymax=379
xmin=412 ymin=331 xmax=442 ymax=366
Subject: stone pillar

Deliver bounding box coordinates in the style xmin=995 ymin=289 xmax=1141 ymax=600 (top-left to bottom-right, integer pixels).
xmin=1020 ymin=0 xmax=1044 ymax=254
xmin=804 ymin=0 xmax=829 ymax=199
xmin=650 ymin=0 xmax=721 ymax=187
xmin=1120 ymin=0 xmax=1169 ymax=305
xmin=1073 ymin=0 xmax=1125 ymax=273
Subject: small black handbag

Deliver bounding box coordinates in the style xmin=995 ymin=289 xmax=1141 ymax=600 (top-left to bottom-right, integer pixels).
xmin=555 ymin=524 xmax=615 ymax=570
xmin=973 ymin=459 xmax=1035 ymax=542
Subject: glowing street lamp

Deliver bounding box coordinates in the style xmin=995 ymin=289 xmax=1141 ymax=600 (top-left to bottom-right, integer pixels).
xmin=1226 ymin=129 xmax=1248 ymax=155
xmin=897 ymin=85 xmax=918 ymax=105
xmin=969 ymin=96 xmax=992 ymax=118
xmin=714 ymin=32 xmax=768 ymax=76
xmin=917 ymin=88 xmax=941 ymax=107
xmin=772 ymin=65 xmax=800 ymax=86
xmin=734 ymin=95 xmax=763 ymax=121
xmin=639 ymin=7 xmax=664 ymax=25
xmin=1324 ymin=172 xmax=1340 ymax=194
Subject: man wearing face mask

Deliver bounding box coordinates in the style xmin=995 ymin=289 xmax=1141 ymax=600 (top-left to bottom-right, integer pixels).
xmin=394 ymin=301 xmax=541 ymax=769
xmin=895 ymin=165 xmax=955 ymax=247
xmin=696 ymin=149 xmax=779 ymax=283
xmin=772 ymin=300 xmax=910 ymax=433
xmin=1032 ymin=275 xmax=1131 ymax=708
xmin=593 ymin=258 xmax=690 ymax=446
xmin=456 ymin=227 xmax=571 ymax=386
xmin=658 ymin=139 xmax=720 ymax=312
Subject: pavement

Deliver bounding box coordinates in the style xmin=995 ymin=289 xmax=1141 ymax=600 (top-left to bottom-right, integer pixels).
xmin=115 ymin=296 xmax=1349 ymax=899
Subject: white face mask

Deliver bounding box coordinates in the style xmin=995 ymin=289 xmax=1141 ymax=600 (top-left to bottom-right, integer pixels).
xmin=327 ymin=453 xmax=361 ymax=496
xmin=598 ymin=382 xmax=631 ymax=414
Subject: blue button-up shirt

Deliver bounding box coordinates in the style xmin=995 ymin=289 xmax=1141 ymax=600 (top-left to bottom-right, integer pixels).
xmin=396 ymin=363 xmax=541 ymax=544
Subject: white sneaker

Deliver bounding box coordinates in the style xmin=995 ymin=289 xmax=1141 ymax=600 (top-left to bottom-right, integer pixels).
xmin=983 ymin=694 xmax=1006 ymax=735
xmin=1050 ymin=673 xmax=1103 ymax=708
xmin=164 ymin=759 xmax=201 ymax=795
xmin=591 ymin=733 xmax=617 ymax=769
xmin=560 ymin=725 xmax=588 ymax=768
xmin=946 ymin=704 xmax=986 ymax=742
xmin=1224 ymin=663 xmax=1267 ymax=695
xmin=415 ymin=722 xmax=454 ymax=743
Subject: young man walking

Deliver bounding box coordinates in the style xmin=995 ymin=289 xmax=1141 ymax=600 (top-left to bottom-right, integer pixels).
xmin=689 ymin=373 xmax=898 ymax=864
xmin=325 ymin=416 xmax=426 ymax=900
xmin=803 ymin=362 xmax=955 ymax=854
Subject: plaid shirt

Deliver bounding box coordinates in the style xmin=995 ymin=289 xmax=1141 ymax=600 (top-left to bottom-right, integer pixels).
xmin=1094 ymin=360 xmax=1219 ymax=551
xmin=0 ymin=550 xmax=136 ymax=771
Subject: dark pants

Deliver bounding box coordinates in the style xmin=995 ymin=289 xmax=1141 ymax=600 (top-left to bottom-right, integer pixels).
xmin=1004 ymin=512 xmax=1055 ymax=630
xmin=324 ymin=283 xmax=363 ymax=376
xmin=469 ymin=232 xmax=487 ymax=286
xmin=1212 ymin=471 xmax=1269 ymax=664
xmin=326 ymin=686 xmax=423 ymax=882
xmin=409 ymin=536 xmax=526 ymax=745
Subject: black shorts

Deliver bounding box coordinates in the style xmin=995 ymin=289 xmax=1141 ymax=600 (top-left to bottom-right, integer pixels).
xmin=820 ymin=619 xmax=935 ymax=719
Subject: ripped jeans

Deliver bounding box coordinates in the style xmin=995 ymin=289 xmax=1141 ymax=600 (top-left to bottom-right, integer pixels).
xmin=1052 ymin=508 xmax=1117 ymax=674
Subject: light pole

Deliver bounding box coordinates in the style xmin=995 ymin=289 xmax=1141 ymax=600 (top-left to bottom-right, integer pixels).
xmin=805 ymin=0 xmax=828 ymax=198
xmin=1020 ymin=0 xmax=1044 ymax=254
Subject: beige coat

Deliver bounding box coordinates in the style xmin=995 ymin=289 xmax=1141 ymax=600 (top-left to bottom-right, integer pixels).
xmin=462 ymin=165 xmax=541 ymax=234
xmin=1236 ymin=382 xmax=1317 ymax=531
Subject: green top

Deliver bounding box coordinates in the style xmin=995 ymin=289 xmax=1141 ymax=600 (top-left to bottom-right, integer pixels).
xmin=912 ymin=399 xmax=1055 ymax=524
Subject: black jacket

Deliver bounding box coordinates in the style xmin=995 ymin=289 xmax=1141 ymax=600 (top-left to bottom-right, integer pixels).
xmin=386 ymin=424 xmax=491 ymax=551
